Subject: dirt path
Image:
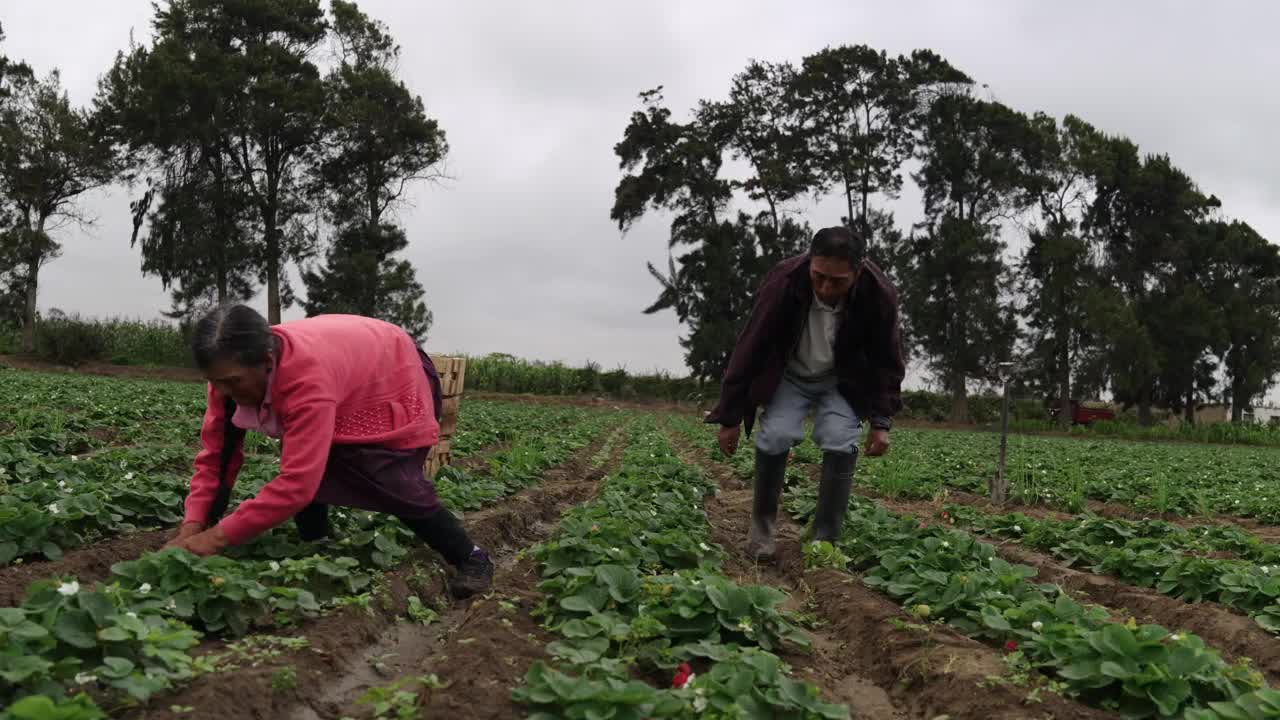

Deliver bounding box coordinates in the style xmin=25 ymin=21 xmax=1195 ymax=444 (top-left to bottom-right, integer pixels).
xmin=666 ymin=431 xmax=1112 ymax=720
xmin=868 ymin=492 xmax=1280 ymax=688
xmin=127 ymin=428 xmax=623 ymax=720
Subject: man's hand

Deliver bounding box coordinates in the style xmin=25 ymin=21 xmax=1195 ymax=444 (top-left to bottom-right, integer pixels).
xmin=718 ymin=425 xmax=741 ymax=458
xmin=166 ymin=521 xmax=205 ymax=548
xmin=170 ymin=526 xmax=230 ymax=557
xmin=864 ymin=429 xmax=890 ymax=457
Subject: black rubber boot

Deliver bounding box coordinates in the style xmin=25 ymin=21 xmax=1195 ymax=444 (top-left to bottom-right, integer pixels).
xmin=294 ymin=503 xmax=331 ymax=542
xmin=400 ymin=508 xmax=493 ymax=599
xmin=811 ymin=451 xmax=856 ymax=542
xmin=749 ymin=448 xmax=789 ymax=560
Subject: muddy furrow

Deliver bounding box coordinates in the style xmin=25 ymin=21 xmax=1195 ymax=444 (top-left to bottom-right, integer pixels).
xmin=864 ymin=492 xmax=1280 ymax=688
xmin=664 ymin=433 xmax=909 ymax=720
xmin=411 ymin=431 xmax=628 ymax=719
xmin=127 ymin=428 xmax=622 ymax=720
xmin=0 ymin=530 xmax=170 ymax=607
xmin=670 ymin=432 xmax=1113 ymax=720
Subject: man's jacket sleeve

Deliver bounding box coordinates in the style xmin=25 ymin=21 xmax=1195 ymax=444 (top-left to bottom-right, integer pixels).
xmin=705 ymin=273 xmax=782 ymax=428
xmin=868 ymin=283 xmax=906 ymax=426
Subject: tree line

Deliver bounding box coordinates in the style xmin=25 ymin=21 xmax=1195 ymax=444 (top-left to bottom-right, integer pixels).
xmin=0 ymin=0 xmax=444 ymax=355
xmin=611 ymin=45 xmax=1280 ymax=426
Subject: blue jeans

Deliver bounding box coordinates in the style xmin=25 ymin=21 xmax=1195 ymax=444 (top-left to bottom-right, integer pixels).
xmin=755 ymin=373 xmax=861 ymax=455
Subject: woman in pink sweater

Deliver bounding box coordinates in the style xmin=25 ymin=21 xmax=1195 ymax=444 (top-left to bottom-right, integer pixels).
xmin=167 ymin=305 xmax=493 ymax=599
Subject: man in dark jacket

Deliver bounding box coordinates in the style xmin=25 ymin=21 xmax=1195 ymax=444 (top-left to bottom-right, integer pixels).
xmin=705 ymin=226 xmax=905 ymax=559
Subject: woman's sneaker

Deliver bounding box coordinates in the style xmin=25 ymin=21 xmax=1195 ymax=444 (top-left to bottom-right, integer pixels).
xmin=449 ymin=547 xmax=494 ymax=599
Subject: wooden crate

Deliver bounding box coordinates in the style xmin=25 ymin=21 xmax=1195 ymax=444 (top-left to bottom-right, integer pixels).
xmin=431 ymin=355 xmax=468 ymax=398
xmin=425 ymin=355 xmax=466 ymax=478
xmin=425 ymin=437 xmax=453 ymax=479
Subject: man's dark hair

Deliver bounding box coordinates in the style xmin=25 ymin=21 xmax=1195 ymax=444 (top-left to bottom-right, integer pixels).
xmin=810 ymin=226 xmax=865 ymax=265
xmin=192 ymin=304 xmax=273 ymax=370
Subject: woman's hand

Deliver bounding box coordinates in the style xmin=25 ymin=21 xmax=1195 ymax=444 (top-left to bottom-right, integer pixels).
xmin=166 ymin=521 xmax=205 ymax=547
xmin=170 ymin=526 xmax=231 ymax=557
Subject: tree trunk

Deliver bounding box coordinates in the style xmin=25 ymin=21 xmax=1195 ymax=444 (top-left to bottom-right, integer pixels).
xmin=844 ymin=181 xmax=855 ymax=231
xmin=860 ymin=187 xmax=871 ymax=252
xmin=1056 ymin=315 xmax=1071 ymax=431
xmin=948 ymin=373 xmax=969 ymax=424
xmin=1183 ymin=384 xmax=1195 ymax=426
xmin=21 ymin=254 xmax=38 ymax=354
xmin=264 ymin=204 xmax=281 ymax=325
xmin=20 ymin=217 xmax=48 ymax=354
xmin=216 ymin=261 xmax=228 ymax=305
xmin=1138 ymin=383 xmax=1154 ymax=427
xmin=1232 ymin=376 xmax=1246 ymax=422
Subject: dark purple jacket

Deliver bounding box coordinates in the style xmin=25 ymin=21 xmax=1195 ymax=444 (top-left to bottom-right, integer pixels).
xmin=705 ymin=254 xmax=906 ymax=435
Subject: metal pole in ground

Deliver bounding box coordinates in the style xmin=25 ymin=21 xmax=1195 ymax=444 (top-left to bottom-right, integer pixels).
xmin=994 ymin=362 xmax=1014 ymax=504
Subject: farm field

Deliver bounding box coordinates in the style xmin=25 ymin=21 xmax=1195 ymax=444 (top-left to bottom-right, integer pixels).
xmin=5 ymin=367 xmax=1280 ymax=718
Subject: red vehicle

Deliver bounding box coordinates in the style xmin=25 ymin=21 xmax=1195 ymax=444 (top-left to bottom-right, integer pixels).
xmin=1047 ymin=399 xmax=1117 ymax=425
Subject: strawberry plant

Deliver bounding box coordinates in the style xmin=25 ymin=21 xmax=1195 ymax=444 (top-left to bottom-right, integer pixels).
xmin=514 ymin=421 xmax=843 ymax=719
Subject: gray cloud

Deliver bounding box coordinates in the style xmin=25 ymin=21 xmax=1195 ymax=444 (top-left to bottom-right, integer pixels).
xmin=3 ymin=0 xmax=1278 ymax=378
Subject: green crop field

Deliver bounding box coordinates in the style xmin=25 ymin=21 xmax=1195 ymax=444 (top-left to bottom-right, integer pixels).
xmin=4 ymin=366 xmax=1280 ymax=719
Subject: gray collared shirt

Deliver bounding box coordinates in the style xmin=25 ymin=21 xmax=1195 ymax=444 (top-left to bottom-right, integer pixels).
xmin=787 ymin=292 xmax=845 ymax=380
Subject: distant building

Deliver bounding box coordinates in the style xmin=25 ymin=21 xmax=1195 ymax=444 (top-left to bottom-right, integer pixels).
xmin=1244 ymin=405 xmax=1280 ymax=425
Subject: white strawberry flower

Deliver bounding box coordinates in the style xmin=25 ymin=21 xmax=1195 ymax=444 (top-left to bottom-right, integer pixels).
xmin=269 ymin=561 xmax=281 ymax=572
xmin=1171 ymin=633 xmax=1184 ymax=642
xmin=47 ymin=503 xmax=60 ymax=514
xmin=126 ymin=612 xmax=138 ymax=619
xmin=58 ymin=581 xmax=80 ymax=596
xmin=941 ymin=541 xmax=950 ymax=548
xmin=1032 ymin=621 xmax=1044 ymax=631
xmin=693 ymin=691 xmax=707 ymax=711
xmin=74 ymin=672 xmax=97 ymax=685
xmin=138 ymin=583 xmax=151 ymax=595
xmin=1013 ymin=525 xmax=1022 ymax=533
xmin=737 ymin=618 xmax=753 ymax=633
xmin=70 ymin=455 xmax=79 ymax=462
xmin=125 ymin=472 xmax=135 ymax=481
xmin=699 ymin=543 xmax=710 ymax=552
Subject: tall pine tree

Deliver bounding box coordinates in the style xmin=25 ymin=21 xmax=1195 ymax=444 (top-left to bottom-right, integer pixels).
xmin=301 ymin=0 xmax=447 ymax=342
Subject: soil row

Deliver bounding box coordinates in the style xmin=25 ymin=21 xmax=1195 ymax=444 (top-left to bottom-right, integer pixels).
xmin=127 ymin=426 xmax=626 ymax=720
xmin=866 ymin=489 xmax=1280 ymax=690
xmin=0 ymin=436 xmax=524 ymax=607
xmin=666 ymin=429 xmax=1112 ymax=720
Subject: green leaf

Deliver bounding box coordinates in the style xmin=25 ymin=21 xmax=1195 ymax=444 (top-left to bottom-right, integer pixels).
xmin=1167 ymin=644 xmax=1212 ymax=677
xmin=980 ymin=606 xmax=1011 ymax=632
xmin=561 ymin=593 xmax=605 ymax=614
xmin=1097 ymin=624 xmax=1141 ymax=658
xmin=41 ymin=541 xmax=64 ymax=560
xmin=1099 ymin=660 xmax=1134 ymax=679
xmin=560 ymin=619 xmax=601 ymax=638
xmin=98 ymin=626 xmax=131 ymax=642
xmin=54 ymin=609 xmax=98 ymax=649
xmin=594 ymin=564 xmax=641 ymax=603
xmin=1058 ymin=660 xmax=1102 ymax=681
xmin=79 ymin=591 xmax=115 ymax=627
xmin=100 ymin=656 xmax=137 ymax=678
xmin=0 ymin=653 xmax=54 ymax=683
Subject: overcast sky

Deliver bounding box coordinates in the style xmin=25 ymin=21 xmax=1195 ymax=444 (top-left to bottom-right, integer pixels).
xmin=2 ymin=1 xmax=1278 ymax=380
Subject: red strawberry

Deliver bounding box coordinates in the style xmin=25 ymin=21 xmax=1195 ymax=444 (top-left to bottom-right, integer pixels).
xmin=672 ymin=663 xmax=693 ymax=688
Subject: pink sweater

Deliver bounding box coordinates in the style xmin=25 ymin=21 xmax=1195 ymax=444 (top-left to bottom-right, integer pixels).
xmin=184 ymin=315 xmax=439 ymax=544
